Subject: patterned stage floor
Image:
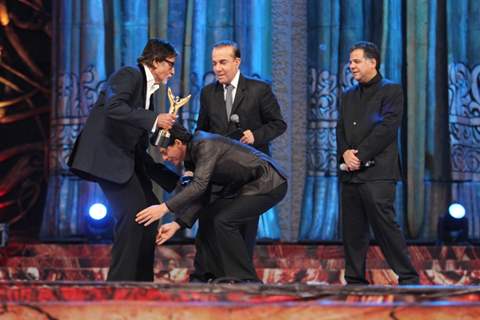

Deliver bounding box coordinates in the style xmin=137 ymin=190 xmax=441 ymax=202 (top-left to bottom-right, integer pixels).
xmin=1 ymin=243 xmax=480 ymax=319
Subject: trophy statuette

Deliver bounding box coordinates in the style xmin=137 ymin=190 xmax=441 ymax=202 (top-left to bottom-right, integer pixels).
xmin=154 ymin=87 xmax=191 ymax=147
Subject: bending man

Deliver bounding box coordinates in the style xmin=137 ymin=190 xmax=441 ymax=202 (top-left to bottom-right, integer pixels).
xmin=136 ymin=123 xmax=287 ymax=282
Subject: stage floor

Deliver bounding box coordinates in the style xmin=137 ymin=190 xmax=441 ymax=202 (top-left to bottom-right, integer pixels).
xmin=1 ymin=243 xmax=480 ymax=285
xmin=1 ymin=282 xmax=480 ymax=319
xmin=2 ymin=243 xmax=480 ymax=319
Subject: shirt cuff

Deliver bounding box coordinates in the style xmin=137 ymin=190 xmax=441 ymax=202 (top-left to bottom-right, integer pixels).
xmin=151 ymin=117 xmax=158 ymax=133
xmin=174 ymin=217 xmax=188 ymax=230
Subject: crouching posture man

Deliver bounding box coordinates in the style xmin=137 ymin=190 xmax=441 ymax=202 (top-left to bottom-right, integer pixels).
xmin=135 ymin=123 xmax=287 ymax=283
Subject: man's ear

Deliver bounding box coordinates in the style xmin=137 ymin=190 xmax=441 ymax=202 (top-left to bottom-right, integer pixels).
xmin=151 ymin=59 xmax=160 ymax=70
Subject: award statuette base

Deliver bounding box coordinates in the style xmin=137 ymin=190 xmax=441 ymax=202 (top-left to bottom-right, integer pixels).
xmin=154 ymin=130 xmax=171 ymax=148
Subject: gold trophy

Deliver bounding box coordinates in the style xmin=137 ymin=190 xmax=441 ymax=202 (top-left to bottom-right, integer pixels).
xmin=154 ymin=87 xmax=191 ymax=147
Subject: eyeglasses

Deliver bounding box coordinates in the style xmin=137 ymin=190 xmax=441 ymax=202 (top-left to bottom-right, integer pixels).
xmin=163 ymin=59 xmax=175 ymax=69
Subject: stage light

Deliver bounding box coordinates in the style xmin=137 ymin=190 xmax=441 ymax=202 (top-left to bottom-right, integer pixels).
xmin=88 ymin=203 xmax=107 ymax=221
xmin=86 ymin=202 xmax=113 ymax=241
xmin=448 ymin=203 xmax=465 ymax=219
xmin=438 ymin=203 xmax=469 ymax=244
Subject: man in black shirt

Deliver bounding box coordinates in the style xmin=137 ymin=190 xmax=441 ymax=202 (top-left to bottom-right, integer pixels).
xmin=336 ymin=41 xmax=419 ymax=285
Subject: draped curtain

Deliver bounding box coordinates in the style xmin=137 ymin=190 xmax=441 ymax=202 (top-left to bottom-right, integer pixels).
xmin=147 ymin=0 xmax=281 ymax=239
xmin=41 ymin=0 xmax=148 ymax=239
xmin=300 ymin=0 xmax=405 ymax=240
xmin=446 ymin=0 xmax=480 ymax=240
xmin=41 ymin=0 xmax=480 ymax=242
xmin=300 ymin=0 xmax=480 ymax=241
xmin=41 ymin=0 xmax=284 ymax=240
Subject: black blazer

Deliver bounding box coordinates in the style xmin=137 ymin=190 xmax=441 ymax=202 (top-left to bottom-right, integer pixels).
xmin=197 ymin=74 xmax=286 ymax=155
xmin=336 ymin=75 xmax=403 ymax=182
xmin=68 ymin=65 xmax=178 ymax=191
xmin=166 ymin=131 xmax=288 ymax=227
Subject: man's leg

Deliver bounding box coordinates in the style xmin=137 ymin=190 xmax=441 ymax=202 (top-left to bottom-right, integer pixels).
xmin=99 ymin=173 xmax=156 ymax=281
xmin=189 ymin=211 xmax=224 ymax=282
xmin=241 ymin=217 xmax=260 ymax=261
xmin=212 ymin=183 xmax=287 ymax=281
xmin=360 ymin=182 xmax=419 ymax=285
xmin=341 ymin=183 xmax=370 ymax=284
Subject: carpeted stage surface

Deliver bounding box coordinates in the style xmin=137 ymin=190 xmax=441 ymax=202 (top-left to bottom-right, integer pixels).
xmin=1 ymin=243 xmax=480 ymax=319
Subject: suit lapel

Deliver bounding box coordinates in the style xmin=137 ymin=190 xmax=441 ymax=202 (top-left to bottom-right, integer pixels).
xmin=231 ymin=74 xmax=245 ymax=116
xmin=139 ymin=64 xmax=147 ymax=108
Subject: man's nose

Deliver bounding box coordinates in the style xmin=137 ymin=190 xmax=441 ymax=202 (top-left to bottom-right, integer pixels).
xmin=162 ymin=154 xmax=168 ymax=161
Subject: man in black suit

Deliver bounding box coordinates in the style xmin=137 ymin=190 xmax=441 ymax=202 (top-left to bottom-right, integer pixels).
xmin=336 ymin=41 xmax=419 ymax=285
xmin=135 ymin=123 xmax=288 ymax=282
xmin=68 ymin=39 xmax=180 ymax=281
xmin=194 ymin=40 xmax=286 ymax=282
xmin=197 ymin=40 xmax=286 ymax=155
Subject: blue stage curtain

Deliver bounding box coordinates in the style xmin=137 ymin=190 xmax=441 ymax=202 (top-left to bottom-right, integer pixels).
xmin=446 ymin=0 xmax=480 ymax=240
xmin=300 ymin=0 xmax=480 ymax=241
xmin=40 ymin=0 xmax=148 ymax=239
xmin=300 ymin=0 xmax=405 ymax=240
xmin=404 ymin=0 xmax=451 ymax=240
xmin=42 ymin=0 xmax=281 ymax=240
xmin=41 ymin=0 xmax=480 ymax=242
xmin=148 ymin=0 xmax=281 ymax=239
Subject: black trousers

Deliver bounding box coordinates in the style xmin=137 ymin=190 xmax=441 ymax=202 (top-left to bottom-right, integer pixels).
xmin=99 ymin=171 xmax=160 ymax=281
xmin=341 ymin=181 xmax=419 ymax=285
xmin=191 ymin=183 xmax=287 ymax=281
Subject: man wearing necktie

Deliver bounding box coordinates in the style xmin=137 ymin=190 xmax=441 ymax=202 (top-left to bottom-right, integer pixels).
xmin=68 ymin=39 xmax=180 ymax=282
xmin=194 ymin=40 xmax=287 ymax=282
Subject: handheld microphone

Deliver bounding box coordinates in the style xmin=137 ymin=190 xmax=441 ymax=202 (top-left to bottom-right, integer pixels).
xmin=339 ymin=160 xmax=375 ymax=171
xmin=230 ymin=114 xmax=240 ymax=127
xmin=227 ymin=114 xmax=243 ymax=140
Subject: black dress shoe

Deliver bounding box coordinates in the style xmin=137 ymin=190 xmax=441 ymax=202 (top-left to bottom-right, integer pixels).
xmin=399 ymin=278 xmax=420 ymax=285
xmin=211 ymin=277 xmax=243 ymax=284
xmin=212 ymin=277 xmax=262 ymax=284
xmin=189 ymin=273 xmax=216 ymax=283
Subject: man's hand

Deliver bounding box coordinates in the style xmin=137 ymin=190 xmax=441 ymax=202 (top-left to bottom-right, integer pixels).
xmin=343 ymin=149 xmax=360 ymax=171
xmin=156 ymin=222 xmax=181 ymax=245
xmin=135 ymin=203 xmax=169 ymax=226
xmin=156 ymin=113 xmax=176 ymax=130
xmin=240 ymin=129 xmax=255 ymax=144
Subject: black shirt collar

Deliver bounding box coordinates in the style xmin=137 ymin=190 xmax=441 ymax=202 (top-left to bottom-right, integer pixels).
xmin=359 ymin=72 xmax=382 ymax=88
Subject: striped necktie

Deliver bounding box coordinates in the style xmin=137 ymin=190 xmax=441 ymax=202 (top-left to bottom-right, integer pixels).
xmin=225 ymin=84 xmax=234 ymax=120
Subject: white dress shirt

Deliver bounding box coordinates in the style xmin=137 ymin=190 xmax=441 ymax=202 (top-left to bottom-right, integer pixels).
xmin=143 ymin=65 xmax=160 ymax=132
xmin=223 ymin=70 xmax=240 ymax=103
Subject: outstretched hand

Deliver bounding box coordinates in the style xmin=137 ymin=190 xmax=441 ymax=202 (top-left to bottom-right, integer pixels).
xmin=156 ymin=222 xmax=181 ymax=245
xmin=135 ymin=203 xmax=169 ymax=227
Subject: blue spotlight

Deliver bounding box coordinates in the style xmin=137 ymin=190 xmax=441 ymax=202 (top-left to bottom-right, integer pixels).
xmin=448 ymin=203 xmax=465 ymax=219
xmin=438 ymin=203 xmax=468 ymax=244
xmin=89 ymin=203 xmax=107 ymax=221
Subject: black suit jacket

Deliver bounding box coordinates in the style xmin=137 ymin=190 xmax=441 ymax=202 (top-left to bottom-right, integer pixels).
xmin=336 ymin=75 xmax=403 ymax=182
xmin=197 ymin=74 xmax=286 ymax=155
xmin=166 ymin=131 xmax=287 ymax=228
xmin=68 ymin=64 xmax=178 ymax=191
